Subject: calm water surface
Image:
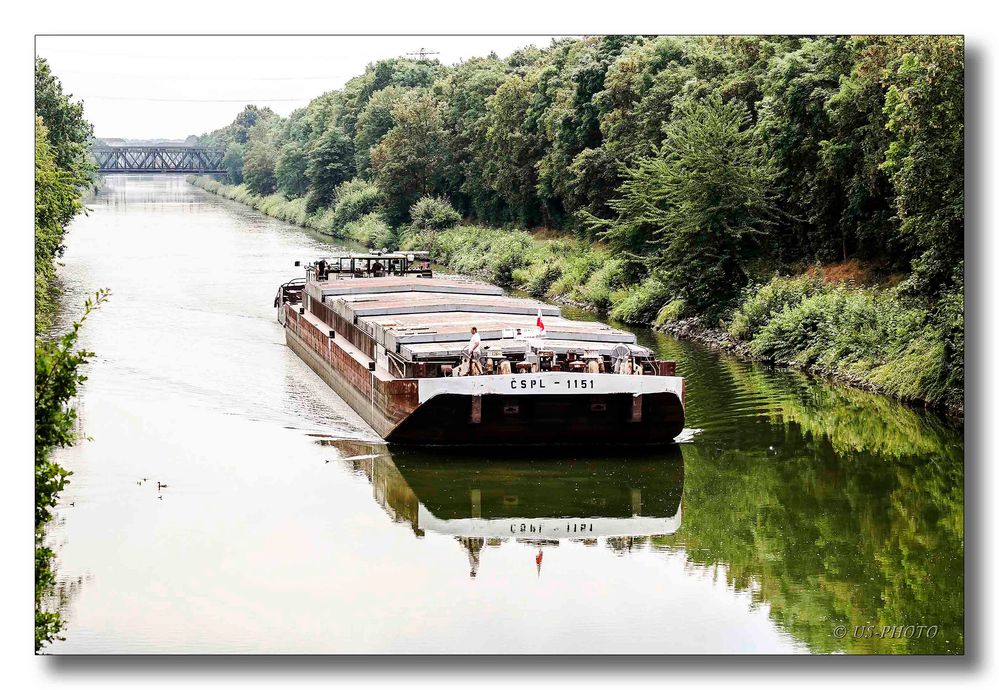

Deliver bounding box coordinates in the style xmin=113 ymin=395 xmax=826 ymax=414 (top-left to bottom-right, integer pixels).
xmin=46 ymin=175 xmax=964 ymax=654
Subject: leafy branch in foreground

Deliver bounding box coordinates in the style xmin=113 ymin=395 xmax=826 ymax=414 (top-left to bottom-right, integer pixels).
xmin=35 ymin=288 xmax=110 ymax=651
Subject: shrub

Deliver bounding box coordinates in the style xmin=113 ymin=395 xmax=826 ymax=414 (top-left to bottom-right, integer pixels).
xmin=728 ymin=274 xmax=827 ymax=340
xmin=331 ymin=179 xmax=381 ymax=230
xmin=399 ymin=227 xmax=434 ymax=252
xmin=746 ymin=285 xmax=957 ymax=405
xmin=578 ymin=258 xmax=625 ymax=309
xmin=343 ymin=212 xmax=395 ymax=249
xmin=416 ymin=225 xmax=534 ymax=285
xmin=307 ymin=207 xmax=338 ymax=235
xmin=280 ymin=197 xmax=309 ymax=226
xmin=610 ymin=276 xmax=672 ymax=323
xmin=654 ymin=299 xmax=687 ymax=326
xmin=929 ymin=268 xmax=964 ymax=405
xmin=256 ymin=193 xmax=308 ymax=225
xmin=548 ymin=252 xmax=606 ymax=301
xmin=485 ymin=232 xmax=534 ymax=284
xmin=514 ymin=261 xmax=564 ymax=297
xmin=410 ymin=195 xmax=461 ymax=231
xmin=869 ymin=333 xmax=949 ymax=403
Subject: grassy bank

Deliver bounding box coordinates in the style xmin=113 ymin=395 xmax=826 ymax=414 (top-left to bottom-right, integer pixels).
xmin=728 ymin=275 xmax=963 ymax=411
xmin=410 ymin=226 xmax=963 ymax=413
xmin=191 ymin=176 xmax=398 ymax=249
xmin=190 ymin=175 xmax=963 ymax=413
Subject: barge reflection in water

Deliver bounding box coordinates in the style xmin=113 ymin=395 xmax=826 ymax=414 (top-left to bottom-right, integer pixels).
xmin=334 ymin=443 xmax=683 ymax=578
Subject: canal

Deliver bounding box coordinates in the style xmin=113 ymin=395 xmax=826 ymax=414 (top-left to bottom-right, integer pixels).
xmin=46 ymin=174 xmax=964 ymax=654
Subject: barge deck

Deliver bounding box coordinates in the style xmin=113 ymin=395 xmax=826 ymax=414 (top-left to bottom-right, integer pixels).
xmin=276 ymin=252 xmax=685 ymax=445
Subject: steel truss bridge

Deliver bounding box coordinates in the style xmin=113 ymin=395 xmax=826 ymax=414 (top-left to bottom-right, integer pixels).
xmin=92 ymin=146 xmax=226 ymax=174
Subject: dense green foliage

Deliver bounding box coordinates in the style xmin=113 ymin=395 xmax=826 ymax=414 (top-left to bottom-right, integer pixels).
xmin=880 ymin=39 xmax=965 ymax=293
xmin=34 ymin=290 xmax=109 ymax=650
xmin=329 ymin=179 xmax=383 ymax=231
xmin=737 ymin=278 xmax=958 ymax=405
xmin=195 ymin=35 xmax=963 ymax=408
xmin=198 ymin=38 xmax=962 ymax=291
xmin=35 ymin=290 xmax=110 ymax=525
xmin=587 ymin=94 xmax=775 ymax=315
xmin=34 ymin=59 xmax=95 ymax=331
xmin=409 ymin=195 xmax=461 ymax=232
xmin=35 ymin=118 xmax=83 ymax=329
xmin=35 ymin=59 xmax=94 ymax=176
xmin=305 ymin=127 xmax=354 ymax=212
xmin=34 ymin=58 xmax=101 ymax=651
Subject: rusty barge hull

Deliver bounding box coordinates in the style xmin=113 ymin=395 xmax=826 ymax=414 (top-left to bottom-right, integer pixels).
xmin=279 ymin=264 xmax=685 ymax=445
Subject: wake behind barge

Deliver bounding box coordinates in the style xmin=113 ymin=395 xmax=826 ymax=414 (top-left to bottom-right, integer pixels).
xmin=275 ymin=252 xmax=685 ymax=445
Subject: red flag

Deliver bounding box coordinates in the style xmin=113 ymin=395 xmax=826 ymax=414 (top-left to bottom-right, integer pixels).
xmin=536 ymin=307 xmax=545 ymax=334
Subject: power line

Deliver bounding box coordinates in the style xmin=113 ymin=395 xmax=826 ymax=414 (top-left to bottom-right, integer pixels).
xmin=85 ymin=95 xmax=314 ymax=103
xmin=53 ymin=70 xmax=349 ymax=82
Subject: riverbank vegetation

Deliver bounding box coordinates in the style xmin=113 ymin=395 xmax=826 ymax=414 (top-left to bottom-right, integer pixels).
xmin=193 ymin=35 xmax=964 ymax=410
xmin=35 ymin=58 xmax=96 ymax=333
xmin=34 ymin=57 xmax=102 ymax=650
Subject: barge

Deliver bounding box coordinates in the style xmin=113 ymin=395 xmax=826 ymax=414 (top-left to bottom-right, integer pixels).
xmin=275 ymin=252 xmax=685 ymax=445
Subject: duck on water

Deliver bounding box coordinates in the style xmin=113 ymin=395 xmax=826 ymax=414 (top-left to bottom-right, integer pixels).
xmin=274 ymin=251 xmax=685 ymax=445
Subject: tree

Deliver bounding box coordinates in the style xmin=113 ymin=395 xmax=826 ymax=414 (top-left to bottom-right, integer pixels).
xmin=34 ymin=59 xmax=94 ymax=326
xmin=353 ymin=85 xmax=407 ymax=177
xmin=594 ymin=37 xmax=696 ymax=165
xmin=35 ymin=117 xmax=89 ymax=331
xmin=34 ymin=58 xmax=94 ymax=179
xmin=232 ymin=105 xmax=276 ymax=144
xmin=567 ymin=146 xmax=621 ymax=222
xmin=481 ymin=73 xmax=547 ymax=225
xmin=275 ymin=142 xmax=309 ymax=198
xmin=880 ymin=37 xmax=964 ymax=294
xmin=757 ymin=38 xmax=855 ymax=261
xmin=336 ymin=58 xmax=440 ymax=139
xmin=305 ymin=127 xmax=354 ymax=212
xmin=243 ymin=140 xmax=278 ymax=195
xmin=197 ymin=104 xmax=276 ymax=150
xmin=369 ymin=91 xmax=451 ymax=223
xmin=818 ymin=38 xmax=898 ymax=263
xmin=432 ymin=56 xmax=510 ymax=220
xmin=194 ymin=35 xmax=963 ymax=333
xmin=537 ymin=37 xmax=637 ymax=218
xmin=594 ymin=94 xmax=774 ymax=313
xmin=223 ymin=143 xmax=245 ymax=185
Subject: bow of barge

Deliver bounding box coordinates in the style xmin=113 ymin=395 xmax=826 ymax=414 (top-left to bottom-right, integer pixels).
xmin=275 ymin=252 xmax=685 ymax=445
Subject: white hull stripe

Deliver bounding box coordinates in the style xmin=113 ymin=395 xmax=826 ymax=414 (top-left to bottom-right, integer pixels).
xmin=417 ymin=373 xmax=684 ymax=405
xmin=417 ymin=504 xmax=682 ymax=539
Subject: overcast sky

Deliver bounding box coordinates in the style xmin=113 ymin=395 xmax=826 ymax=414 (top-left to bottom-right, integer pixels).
xmin=35 ymin=36 xmax=565 ymax=140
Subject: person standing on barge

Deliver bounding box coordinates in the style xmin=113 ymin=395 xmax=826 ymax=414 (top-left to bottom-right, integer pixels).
xmin=468 ymin=327 xmax=481 ymax=358
xmin=468 ymin=327 xmax=483 ymax=375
